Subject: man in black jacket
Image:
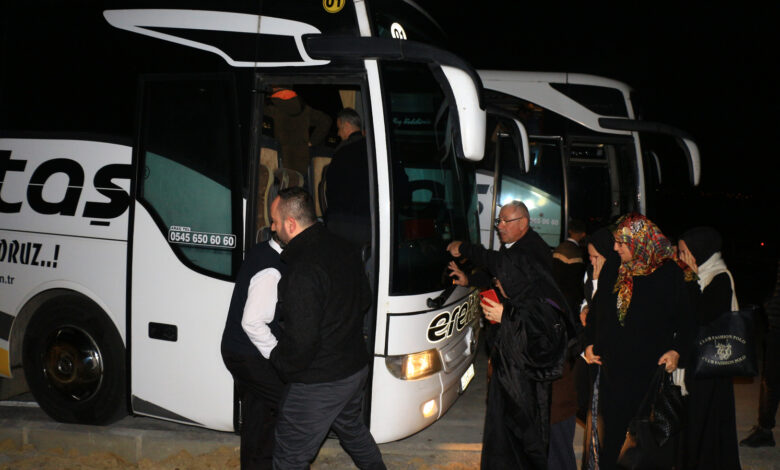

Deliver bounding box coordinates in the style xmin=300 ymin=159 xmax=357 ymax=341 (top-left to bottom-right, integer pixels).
xmin=324 ymin=108 xmax=370 ymax=247
xmin=447 ymin=200 xmax=574 ymax=469
xmin=220 ymin=236 xmax=285 ymax=470
xmin=741 ymin=260 xmax=780 ymax=447
xmin=268 ymin=187 xmax=385 ymax=470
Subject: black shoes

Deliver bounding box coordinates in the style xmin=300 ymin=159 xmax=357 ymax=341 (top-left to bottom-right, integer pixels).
xmin=740 ymin=426 xmax=776 ymax=447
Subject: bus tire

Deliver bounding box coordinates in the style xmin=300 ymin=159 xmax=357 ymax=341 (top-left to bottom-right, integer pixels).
xmin=22 ymin=294 xmax=127 ymax=425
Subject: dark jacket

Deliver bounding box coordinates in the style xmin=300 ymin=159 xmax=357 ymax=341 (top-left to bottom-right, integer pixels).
xmin=767 ymin=261 xmax=780 ymax=329
xmin=325 ymin=131 xmax=371 ymax=246
xmin=586 ymin=260 xmax=695 ymax=370
xmin=552 ymin=239 xmax=586 ymax=316
xmin=462 ymin=229 xmax=574 ymax=468
xmin=220 ymin=241 xmax=285 ymax=359
xmin=265 ymin=93 xmax=332 ymax=175
xmin=269 ymin=223 xmax=370 ymax=383
xmin=460 ymin=228 xmax=562 ymax=308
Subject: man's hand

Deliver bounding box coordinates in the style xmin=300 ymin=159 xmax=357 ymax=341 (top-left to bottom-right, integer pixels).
xmin=584 ymin=344 xmax=602 ymax=365
xmin=446 ymin=241 xmax=463 ymax=258
xmin=448 ymin=261 xmax=469 ymax=286
xmin=658 ymin=350 xmax=680 ymax=372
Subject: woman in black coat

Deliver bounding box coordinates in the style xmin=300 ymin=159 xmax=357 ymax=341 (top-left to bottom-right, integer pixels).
xmin=678 ymin=227 xmax=742 ymax=469
xmin=584 ymin=213 xmax=694 ymax=469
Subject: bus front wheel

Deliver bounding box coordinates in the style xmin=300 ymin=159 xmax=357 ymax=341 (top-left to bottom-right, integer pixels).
xmin=22 ymin=294 xmax=127 ymax=425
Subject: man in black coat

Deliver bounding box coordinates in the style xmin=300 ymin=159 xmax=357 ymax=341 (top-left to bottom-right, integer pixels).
xmin=448 ymin=200 xmax=574 ymax=469
xmin=741 ymin=260 xmax=780 ymax=447
xmin=220 ymin=237 xmax=285 ymax=470
xmin=324 ymin=107 xmax=371 ymax=247
xmin=552 ymin=218 xmax=587 ymax=315
xmin=447 ymin=200 xmax=561 ymax=311
xmin=267 ymin=187 xmax=385 ymax=470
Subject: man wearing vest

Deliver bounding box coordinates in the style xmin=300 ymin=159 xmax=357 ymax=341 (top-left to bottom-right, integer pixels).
xmin=220 ymin=235 xmax=286 ymax=470
xmin=268 ymin=187 xmax=385 ymax=470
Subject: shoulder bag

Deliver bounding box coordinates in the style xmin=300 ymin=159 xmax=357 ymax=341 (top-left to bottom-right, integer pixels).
xmin=692 ymin=306 xmax=758 ymax=378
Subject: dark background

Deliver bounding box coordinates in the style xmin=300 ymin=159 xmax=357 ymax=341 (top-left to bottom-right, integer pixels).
xmin=421 ymin=1 xmax=779 ymax=304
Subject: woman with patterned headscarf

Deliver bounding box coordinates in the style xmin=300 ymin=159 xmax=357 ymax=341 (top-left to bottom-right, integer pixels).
xmin=678 ymin=227 xmax=742 ymax=470
xmin=583 ymin=213 xmax=695 ymax=469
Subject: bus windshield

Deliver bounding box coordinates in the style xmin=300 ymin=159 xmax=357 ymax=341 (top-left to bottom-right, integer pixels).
xmin=382 ymin=62 xmax=479 ymax=296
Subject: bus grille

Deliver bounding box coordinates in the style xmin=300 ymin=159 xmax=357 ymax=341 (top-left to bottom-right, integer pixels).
xmin=440 ymin=323 xmax=477 ymax=372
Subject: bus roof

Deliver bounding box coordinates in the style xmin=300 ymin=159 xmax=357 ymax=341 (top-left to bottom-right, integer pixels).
xmin=479 ymin=70 xmax=636 ymax=135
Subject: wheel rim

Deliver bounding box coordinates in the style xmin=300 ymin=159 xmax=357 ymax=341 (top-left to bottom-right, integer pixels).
xmin=41 ymin=326 xmax=104 ymax=401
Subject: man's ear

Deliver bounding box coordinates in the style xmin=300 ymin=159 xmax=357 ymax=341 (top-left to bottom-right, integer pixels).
xmin=285 ymin=217 xmax=297 ymax=236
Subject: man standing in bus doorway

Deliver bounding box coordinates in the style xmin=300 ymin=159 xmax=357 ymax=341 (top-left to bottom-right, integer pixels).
xmin=220 ymin=235 xmax=286 ymax=470
xmin=268 ymin=187 xmax=386 ymax=470
xmin=324 ymin=108 xmax=370 ymax=248
xmin=447 ymin=200 xmax=575 ymax=469
xmin=264 ymin=86 xmax=332 ymax=176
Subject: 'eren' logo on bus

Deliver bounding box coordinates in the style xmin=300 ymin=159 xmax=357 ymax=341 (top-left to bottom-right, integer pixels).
xmin=426 ymin=292 xmax=479 ymax=343
xmin=0 ymin=151 xmax=131 ymax=223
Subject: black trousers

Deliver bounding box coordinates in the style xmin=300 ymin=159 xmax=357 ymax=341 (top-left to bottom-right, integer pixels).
xmin=223 ymin=352 xmax=285 ymax=470
xmin=273 ymin=365 xmax=385 ymax=470
xmin=759 ymin=327 xmax=780 ymax=429
xmin=548 ymin=416 xmax=577 ymax=470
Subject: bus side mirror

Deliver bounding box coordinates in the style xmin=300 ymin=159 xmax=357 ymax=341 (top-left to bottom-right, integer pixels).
xmin=437 ymin=65 xmax=486 ymax=162
xmin=302 ymin=35 xmax=488 ymax=162
xmin=510 ymin=118 xmax=530 ymax=172
xmin=486 ymin=106 xmax=529 ymax=172
xmin=677 ymin=137 xmax=700 ymax=186
xmin=599 ymin=117 xmax=701 ymax=186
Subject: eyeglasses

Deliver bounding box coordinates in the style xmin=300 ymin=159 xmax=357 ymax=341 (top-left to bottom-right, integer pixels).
xmin=494 ymin=216 xmax=524 ymax=226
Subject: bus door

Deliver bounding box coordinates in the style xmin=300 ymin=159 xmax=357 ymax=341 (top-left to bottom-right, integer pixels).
xmin=566 ymin=136 xmax=638 ymax=231
xmin=478 ymin=128 xmax=565 ymax=249
xmin=129 ymin=75 xmax=243 ymax=430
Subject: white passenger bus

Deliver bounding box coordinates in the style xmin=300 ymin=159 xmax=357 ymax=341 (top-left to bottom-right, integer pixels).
xmin=475 ymin=71 xmax=701 ymax=248
xmin=0 ymin=0 xmax=486 ymax=443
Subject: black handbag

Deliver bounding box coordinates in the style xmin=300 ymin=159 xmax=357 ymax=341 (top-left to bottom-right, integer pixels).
xmin=617 ymin=366 xmax=683 ymax=469
xmin=692 ymin=306 xmax=758 ymax=378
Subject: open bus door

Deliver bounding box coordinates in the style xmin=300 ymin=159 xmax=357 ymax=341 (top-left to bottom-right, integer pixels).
xmin=129 ymin=76 xmax=243 ymax=430
xmin=476 ymin=113 xmax=533 ymax=248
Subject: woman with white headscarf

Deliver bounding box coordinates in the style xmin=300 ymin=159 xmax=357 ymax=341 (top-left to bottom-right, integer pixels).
xmin=678 ymin=227 xmax=742 ymax=469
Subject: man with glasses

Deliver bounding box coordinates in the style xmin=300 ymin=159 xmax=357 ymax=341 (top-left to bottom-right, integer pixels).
xmin=447 ymin=200 xmax=553 ymax=294
xmin=446 ymin=200 xmax=574 ymax=468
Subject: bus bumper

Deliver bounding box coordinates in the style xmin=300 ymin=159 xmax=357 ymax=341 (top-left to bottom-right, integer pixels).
xmin=369 ymin=321 xmax=479 ymax=443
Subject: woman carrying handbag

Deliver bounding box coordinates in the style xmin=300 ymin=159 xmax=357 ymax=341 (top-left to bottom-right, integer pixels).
xmin=678 ymin=227 xmax=742 ymax=469
xmin=583 ymin=213 xmax=695 ymax=469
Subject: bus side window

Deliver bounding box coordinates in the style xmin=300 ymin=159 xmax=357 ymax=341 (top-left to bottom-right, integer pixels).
xmin=138 ymin=77 xmax=240 ymax=277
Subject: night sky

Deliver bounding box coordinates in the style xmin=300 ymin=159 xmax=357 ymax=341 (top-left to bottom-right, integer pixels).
xmin=421 ymin=1 xmax=779 ymax=301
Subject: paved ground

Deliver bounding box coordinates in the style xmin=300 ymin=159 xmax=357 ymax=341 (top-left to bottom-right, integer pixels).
xmin=1 ymin=348 xmax=778 ymax=469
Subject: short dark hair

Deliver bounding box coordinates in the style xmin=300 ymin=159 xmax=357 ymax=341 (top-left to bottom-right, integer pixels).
xmin=337 ymin=108 xmax=362 ymax=130
xmin=568 ymin=218 xmax=586 ymax=234
xmin=278 ymin=187 xmax=316 ymax=228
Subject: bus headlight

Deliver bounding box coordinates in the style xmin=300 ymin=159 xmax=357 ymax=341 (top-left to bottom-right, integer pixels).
xmin=385 ymin=349 xmax=443 ymax=380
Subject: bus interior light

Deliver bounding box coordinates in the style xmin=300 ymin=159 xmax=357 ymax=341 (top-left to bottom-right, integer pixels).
xmin=385 ymin=349 xmax=443 ymax=380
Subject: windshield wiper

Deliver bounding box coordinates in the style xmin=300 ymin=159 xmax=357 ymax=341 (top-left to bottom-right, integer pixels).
xmin=427 ymin=283 xmax=456 ymax=309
